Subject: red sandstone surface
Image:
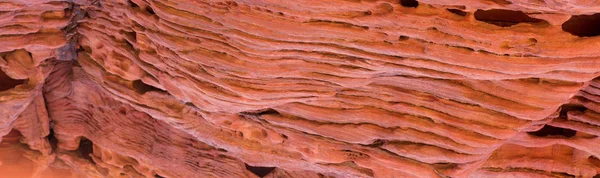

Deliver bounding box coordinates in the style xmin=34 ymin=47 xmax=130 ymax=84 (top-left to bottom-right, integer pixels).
xmin=1 ymin=0 xmax=600 ymax=177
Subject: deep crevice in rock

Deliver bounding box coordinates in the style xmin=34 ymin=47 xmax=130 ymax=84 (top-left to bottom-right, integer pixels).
xmin=47 ymin=129 xmax=58 ymax=151
xmin=562 ymin=13 xmax=600 ymax=37
xmin=240 ymin=108 xmax=281 ymax=119
xmin=146 ymin=6 xmax=156 ymax=15
xmin=399 ymin=0 xmax=419 ymax=8
xmin=0 ymin=68 xmax=26 ymax=91
xmin=366 ymin=139 xmax=387 ymax=147
xmin=128 ymin=0 xmax=139 ymax=8
xmin=447 ymin=9 xmax=468 ymax=16
xmin=245 ymin=163 xmax=276 ymax=177
xmin=474 ymin=9 xmax=546 ymax=27
xmin=559 ymin=104 xmax=587 ymax=118
xmin=527 ymin=125 xmax=577 ymax=138
xmin=77 ymin=137 xmax=94 ymax=163
xmin=132 ymin=80 xmax=165 ymax=94
xmin=398 ymin=35 xmax=410 ymax=41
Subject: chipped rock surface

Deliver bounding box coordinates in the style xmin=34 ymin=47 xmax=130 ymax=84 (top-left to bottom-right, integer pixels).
xmin=1 ymin=0 xmax=600 ymax=177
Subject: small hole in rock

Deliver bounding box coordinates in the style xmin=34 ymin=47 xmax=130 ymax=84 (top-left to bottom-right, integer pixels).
xmin=78 ymin=137 xmax=94 ymax=162
xmin=529 ymin=38 xmax=538 ymax=43
xmin=398 ymin=35 xmax=410 ymax=41
xmin=241 ymin=108 xmax=280 ymax=116
xmin=132 ymin=80 xmax=164 ymax=94
xmin=527 ymin=125 xmax=576 ymax=138
xmin=128 ymin=0 xmax=139 ymax=8
xmin=474 ymin=9 xmax=546 ymax=27
xmin=559 ymin=104 xmax=587 ymax=118
xmin=226 ymin=1 xmax=238 ymax=7
xmin=146 ymin=7 xmax=156 ymax=15
xmin=447 ymin=9 xmax=467 ymax=16
xmin=125 ymin=31 xmax=137 ymax=42
xmin=124 ymin=40 xmax=135 ymax=51
xmin=0 ymin=68 xmax=26 ymax=91
xmin=455 ymin=46 xmax=475 ymax=52
xmin=119 ymin=107 xmax=127 ymax=115
xmin=589 ymin=155 xmax=600 ymax=167
xmin=155 ymin=174 xmax=165 ymax=178
xmin=245 ymin=163 xmax=276 ymax=177
xmin=47 ymin=129 xmax=58 ymax=150
xmin=78 ymin=45 xmax=91 ymax=53
xmin=562 ymin=13 xmax=600 ymax=37
xmin=367 ymin=139 xmax=386 ymax=147
xmin=257 ymin=108 xmax=279 ymax=115
xmin=83 ymin=11 xmax=91 ymax=18
xmin=399 ymin=0 xmax=418 ymax=8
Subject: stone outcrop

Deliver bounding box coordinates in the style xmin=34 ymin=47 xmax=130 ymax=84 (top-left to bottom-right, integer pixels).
xmin=1 ymin=0 xmax=600 ymax=177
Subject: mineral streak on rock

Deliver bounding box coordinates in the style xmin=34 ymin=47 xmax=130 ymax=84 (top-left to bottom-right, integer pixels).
xmin=1 ymin=0 xmax=600 ymax=177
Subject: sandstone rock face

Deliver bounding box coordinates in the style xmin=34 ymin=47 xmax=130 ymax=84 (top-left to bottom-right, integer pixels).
xmin=1 ymin=0 xmax=600 ymax=177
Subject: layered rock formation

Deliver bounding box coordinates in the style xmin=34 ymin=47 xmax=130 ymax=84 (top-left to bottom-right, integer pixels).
xmin=1 ymin=0 xmax=600 ymax=177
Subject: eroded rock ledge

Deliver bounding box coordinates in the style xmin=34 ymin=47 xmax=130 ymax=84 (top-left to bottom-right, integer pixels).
xmin=1 ymin=0 xmax=600 ymax=177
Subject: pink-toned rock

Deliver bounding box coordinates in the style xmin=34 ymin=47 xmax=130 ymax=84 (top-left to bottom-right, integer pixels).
xmin=1 ymin=0 xmax=600 ymax=177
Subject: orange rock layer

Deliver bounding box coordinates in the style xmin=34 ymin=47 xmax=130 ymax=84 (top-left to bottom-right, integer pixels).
xmin=1 ymin=0 xmax=600 ymax=177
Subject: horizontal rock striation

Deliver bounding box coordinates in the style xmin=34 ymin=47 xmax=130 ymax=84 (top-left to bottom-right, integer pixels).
xmin=1 ymin=0 xmax=600 ymax=177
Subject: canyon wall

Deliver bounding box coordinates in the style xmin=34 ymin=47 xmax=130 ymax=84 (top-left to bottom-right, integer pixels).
xmin=1 ymin=0 xmax=600 ymax=177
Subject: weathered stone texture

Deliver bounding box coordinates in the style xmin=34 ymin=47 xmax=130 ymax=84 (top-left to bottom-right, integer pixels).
xmin=1 ymin=0 xmax=600 ymax=177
